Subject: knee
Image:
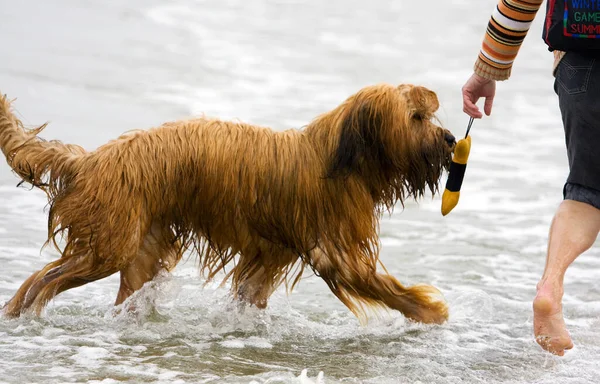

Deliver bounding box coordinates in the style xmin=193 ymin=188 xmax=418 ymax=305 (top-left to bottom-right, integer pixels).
xmin=555 ymin=200 xmax=600 ymax=250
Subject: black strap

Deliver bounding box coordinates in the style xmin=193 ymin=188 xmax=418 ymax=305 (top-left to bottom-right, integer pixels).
xmin=465 ymin=117 xmax=474 ymax=139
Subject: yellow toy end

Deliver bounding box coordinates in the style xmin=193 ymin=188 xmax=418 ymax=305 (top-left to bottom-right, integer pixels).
xmin=440 ymin=135 xmax=472 ymax=216
xmin=441 ymin=190 xmax=460 ymax=216
xmin=453 ymin=135 xmax=472 ymax=165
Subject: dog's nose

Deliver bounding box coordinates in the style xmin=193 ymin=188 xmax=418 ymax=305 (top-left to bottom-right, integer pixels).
xmin=444 ymin=132 xmax=456 ymax=147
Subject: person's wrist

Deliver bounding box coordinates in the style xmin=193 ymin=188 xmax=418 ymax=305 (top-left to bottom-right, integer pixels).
xmin=473 ymin=73 xmax=494 ymax=84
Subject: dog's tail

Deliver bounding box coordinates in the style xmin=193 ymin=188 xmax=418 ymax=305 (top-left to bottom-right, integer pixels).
xmin=0 ymin=94 xmax=85 ymax=191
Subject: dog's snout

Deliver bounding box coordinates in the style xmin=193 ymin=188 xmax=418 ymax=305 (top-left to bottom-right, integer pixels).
xmin=444 ymin=132 xmax=456 ymax=147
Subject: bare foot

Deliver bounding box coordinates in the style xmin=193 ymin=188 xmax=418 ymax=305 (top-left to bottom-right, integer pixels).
xmin=533 ymin=286 xmax=574 ymax=356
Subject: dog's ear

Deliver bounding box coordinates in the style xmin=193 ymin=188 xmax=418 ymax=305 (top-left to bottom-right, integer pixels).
xmin=327 ymin=97 xmax=384 ymax=178
xmin=405 ymin=85 xmax=439 ymax=120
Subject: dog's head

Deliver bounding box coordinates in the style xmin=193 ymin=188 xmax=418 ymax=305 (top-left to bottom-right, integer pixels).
xmin=327 ymin=83 xmax=455 ymax=207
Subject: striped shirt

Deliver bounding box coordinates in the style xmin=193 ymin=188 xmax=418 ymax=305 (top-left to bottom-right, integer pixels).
xmin=474 ymin=0 xmax=564 ymax=80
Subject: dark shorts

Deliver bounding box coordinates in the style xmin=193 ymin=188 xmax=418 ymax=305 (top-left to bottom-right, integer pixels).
xmin=564 ymin=182 xmax=600 ymax=210
xmin=554 ymin=51 xmax=600 ymax=208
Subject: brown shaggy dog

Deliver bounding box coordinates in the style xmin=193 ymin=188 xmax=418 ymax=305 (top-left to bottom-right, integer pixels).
xmin=0 ymin=84 xmax=455 ymax=324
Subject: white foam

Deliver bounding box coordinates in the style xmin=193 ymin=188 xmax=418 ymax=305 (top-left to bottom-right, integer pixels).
xmin=70 ymin=346 xmax=111 ymax=368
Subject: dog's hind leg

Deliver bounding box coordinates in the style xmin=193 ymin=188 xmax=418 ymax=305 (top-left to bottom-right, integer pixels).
xmin=309 ymin=250 xmax=448 ymax=324
xmin=2 ymin=252 xmax=119 ymax=318
xmin=115 ymin=222 xmax=182 ymax=305
xmin=2 ymin=261 xmax=62 ymax=317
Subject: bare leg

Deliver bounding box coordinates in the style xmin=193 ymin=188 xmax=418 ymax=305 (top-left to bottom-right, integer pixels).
xmin=534 ymin=200 xmax=600 ymax=355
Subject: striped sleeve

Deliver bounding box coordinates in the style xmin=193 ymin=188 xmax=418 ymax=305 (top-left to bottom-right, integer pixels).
xmin=474 ymin=0 xmax=545 ymax=80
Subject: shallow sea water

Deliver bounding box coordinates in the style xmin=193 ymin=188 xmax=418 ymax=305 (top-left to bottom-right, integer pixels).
xmin=1 ymin=0 xmax=599 ymax=383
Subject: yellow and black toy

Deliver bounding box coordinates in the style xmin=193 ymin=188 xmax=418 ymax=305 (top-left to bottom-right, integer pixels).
xmin=441 ymin=118 xmax=473 ymax=216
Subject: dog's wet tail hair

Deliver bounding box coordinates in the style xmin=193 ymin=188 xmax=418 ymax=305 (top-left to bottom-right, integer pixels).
xmin=0 ymin=94 xmax=85 ymax=191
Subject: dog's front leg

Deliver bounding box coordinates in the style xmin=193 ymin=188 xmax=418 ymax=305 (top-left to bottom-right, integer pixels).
xmin=233 ymin=245 xmax=298 ymax=309
xmin=115 ymin=222 xmax=182 ymax=306
xmin=309 ymin=249 xmax=448 ymax=324
xmin=235 ymin=266 xmax=272 ymax=309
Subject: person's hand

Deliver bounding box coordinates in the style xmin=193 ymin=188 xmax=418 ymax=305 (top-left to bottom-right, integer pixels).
xmin=462 ymin=73 xmax=496 ymax=118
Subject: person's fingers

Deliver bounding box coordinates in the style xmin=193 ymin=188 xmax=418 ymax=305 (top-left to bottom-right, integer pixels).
xmin=462 ymin=91 xmax=483 ymax=118
xmin=483 ymin=95 xmax=494 ymax=116
xmin=463 ymin=103 xmax=482 ymax=118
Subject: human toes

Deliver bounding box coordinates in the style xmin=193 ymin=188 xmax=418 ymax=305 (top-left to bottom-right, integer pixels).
xmin=535 ymin=335 xmax=573 ymax=356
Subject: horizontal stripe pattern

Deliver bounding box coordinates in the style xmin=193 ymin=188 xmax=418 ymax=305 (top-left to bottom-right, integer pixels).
xmin=493 ymin=6 xmax=534 ymax=31
xmin=475 ymin=0 xmax=545 ymax=80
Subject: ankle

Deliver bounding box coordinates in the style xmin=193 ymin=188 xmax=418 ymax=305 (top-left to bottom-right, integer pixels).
xmin=536 ymin=278 xmax=564 ymax=299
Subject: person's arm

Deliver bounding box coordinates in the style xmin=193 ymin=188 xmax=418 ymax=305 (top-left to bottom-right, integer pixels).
xmin=463 ymin=0 xmax=545 ymax=117
xmin=474 ymin=0 xmax=545 ymax=81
